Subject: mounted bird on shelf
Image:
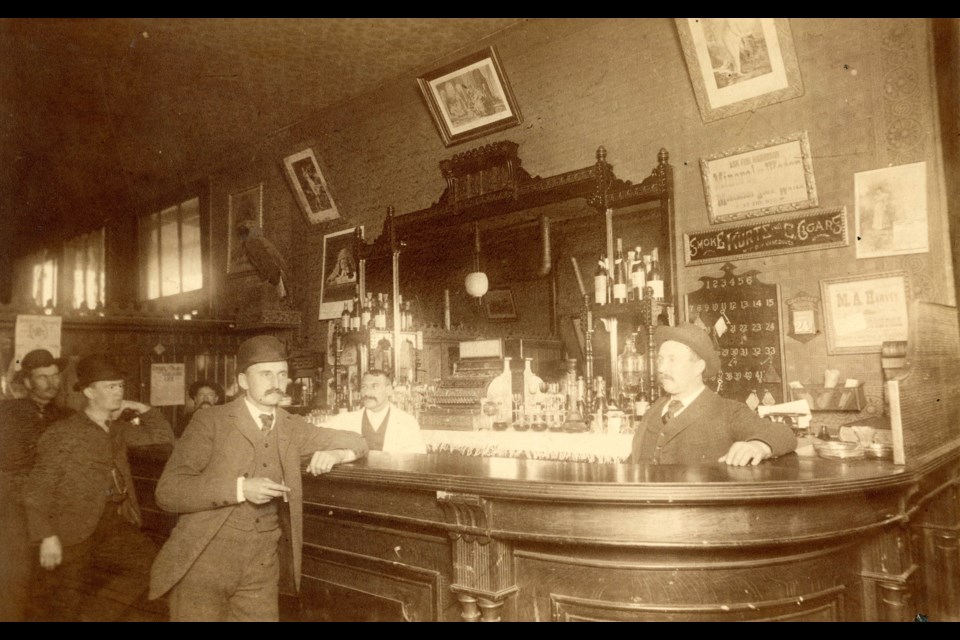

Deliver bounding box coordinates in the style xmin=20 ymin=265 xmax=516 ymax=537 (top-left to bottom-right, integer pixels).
xmin=238 ymin=221 xmax=288 ymax=300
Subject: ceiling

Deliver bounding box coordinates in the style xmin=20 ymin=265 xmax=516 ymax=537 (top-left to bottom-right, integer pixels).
xmin=0 ymin=17 xmax=526 ymax=258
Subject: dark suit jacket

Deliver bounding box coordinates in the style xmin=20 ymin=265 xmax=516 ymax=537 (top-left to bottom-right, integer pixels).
xmin=24 ymin=408 xmax=174 ymax=545
xmin=148 ymin=397 xmax=368 ymax=600
xmin=629 ymin=388 xmax=797 ymax=465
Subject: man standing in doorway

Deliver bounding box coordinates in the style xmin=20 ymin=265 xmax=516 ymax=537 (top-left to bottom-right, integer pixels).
xmin=149 ymin=335 xmax=368 ymax=621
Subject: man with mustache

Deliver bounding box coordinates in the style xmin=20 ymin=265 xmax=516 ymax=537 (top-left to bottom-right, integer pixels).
xmin=23 ymin=353 xmax=174 ymax=621
xmin=628 ymin=324 xmax=796 ymax=466
xmin=176 ymin=379 xmax=224 ymax=437
xmin=0 ymin=349 xmax=73 ymax=621
xmin=149 ymin=335 xmax=368 ymax=621
xmin=324 ymin=369 xmax=425 ymax=454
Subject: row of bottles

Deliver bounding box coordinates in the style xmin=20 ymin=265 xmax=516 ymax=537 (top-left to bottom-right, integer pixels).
xmin=340 ymin=292 xmax=416 ymax=332
xmin=593 ymin=239 xmax=664 ymax=305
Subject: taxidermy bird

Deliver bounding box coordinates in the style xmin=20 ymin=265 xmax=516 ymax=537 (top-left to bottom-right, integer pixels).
xmin=238 ymin=222 xmax=288 ymax=300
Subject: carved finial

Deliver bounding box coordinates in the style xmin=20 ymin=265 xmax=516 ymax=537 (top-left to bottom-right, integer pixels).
xmin=658 ymin=148 xmax=669 ymax=165
xmin=596 ymin=146 xmax=607 ymax=162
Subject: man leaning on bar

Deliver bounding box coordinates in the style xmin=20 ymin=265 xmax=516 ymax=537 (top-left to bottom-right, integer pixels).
xmin=629 ymin=323 xmax=797 ymax=466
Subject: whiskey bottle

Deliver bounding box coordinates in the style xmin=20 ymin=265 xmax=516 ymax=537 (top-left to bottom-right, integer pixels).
xmin=612 ymin=239 xmax=627 ymax=304
xmin=648 ymin=249 xmax=664 ymax=301
xmin=594 ymin=254 xmax=609 ymax=305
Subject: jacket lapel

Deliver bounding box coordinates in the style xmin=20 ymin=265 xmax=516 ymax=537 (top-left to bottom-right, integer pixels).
xmin=227 ymin=396 xmax=260 ymax=446
xmin=276 ymin=408 xmax=294 ymax=468
xmin=657 ymin=391 xmax=712 ymax=447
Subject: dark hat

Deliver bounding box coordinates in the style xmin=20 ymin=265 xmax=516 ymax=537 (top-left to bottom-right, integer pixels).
xmin=74 ymin=354 xmax=127 ymax=391
xmin=20 ymin=349 xmax=67 ymax=375
xmin=237 ymin=335 xmax=287 ymax=373
xmin=188 ymin=379 xmax=224 ymax=401
xmin=654 ymin=323 xmax=721 ymax=379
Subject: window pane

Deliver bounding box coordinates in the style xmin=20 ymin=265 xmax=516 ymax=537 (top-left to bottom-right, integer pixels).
xmin=159 ymin=205 xmax=180 ymax=297
xmin=180 ymin=198 xmax=203 ymax=293
xmin=141 ymin=213 xmax=160 ymax=300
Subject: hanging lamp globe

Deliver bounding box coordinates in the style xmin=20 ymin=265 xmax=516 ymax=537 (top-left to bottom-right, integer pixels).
xmin=464 ymin=271 xmax=489 ymax=298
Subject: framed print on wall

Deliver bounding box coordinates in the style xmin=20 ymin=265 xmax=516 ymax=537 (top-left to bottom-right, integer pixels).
xmin=700 ymin=131 xmax=819 ymax=224
xmin=319 ymin=227 xmax=360 ymax=320
xmin=820 ymin=271 xmax=909 ymax=355
xmin=417 ymin=45 xmax=522 ymax=147
xmin=227 ymin=183 xmax=263 ymax=274
xmin=484 ymin=287 xmax=518 ymax=322
xmin=282 ymin=148 xmax=340 ymax=224
xmin=854 ymin=162 xmax=928 ymax=259
xmin=676 ymin=18 xmax=804 ymax=123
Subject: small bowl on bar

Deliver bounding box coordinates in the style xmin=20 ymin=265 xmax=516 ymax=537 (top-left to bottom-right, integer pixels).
xmin=813 ymin=439 xmax=864 ymax=460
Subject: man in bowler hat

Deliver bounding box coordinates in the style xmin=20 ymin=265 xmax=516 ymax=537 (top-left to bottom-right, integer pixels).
xmin=176 ymin=379 xmax=225 ymax=437
xmin=0 ymin=349 xmax=73 ymax=621
xmin=149 ymin=335 xmax=369 ymax=621
xmin=24 ymin=353 xmax=174 ymax=620
xmin=629 ymin=324 xmax=796 ymax=466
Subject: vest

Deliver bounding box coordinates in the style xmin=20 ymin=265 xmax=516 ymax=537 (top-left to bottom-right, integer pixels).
xmin=224 ymin=421 xmax=282 ymax=532
xmin=361 ymin=408 xmax=390 ymax=452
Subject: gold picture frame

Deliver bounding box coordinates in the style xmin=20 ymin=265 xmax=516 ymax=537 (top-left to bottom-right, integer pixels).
xmin=417 ymin=46 xmax=522 ymax=147
xmin=676 ymin=18 xmax=804 ymax=123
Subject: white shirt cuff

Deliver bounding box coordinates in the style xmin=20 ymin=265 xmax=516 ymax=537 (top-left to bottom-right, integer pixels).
xmin=237 ymin=477 xmax=246 ymax=503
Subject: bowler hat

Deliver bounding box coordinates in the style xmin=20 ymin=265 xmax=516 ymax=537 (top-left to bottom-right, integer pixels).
xmin=237 ymin=335 xmax=287 ymax=373
xmin=74 ymin=354 xmax=127 ymax=391
xmin=20 ymin=349 xmax=67 ymax=375
xmin=655 ymin=323 xmax=721 ymax=379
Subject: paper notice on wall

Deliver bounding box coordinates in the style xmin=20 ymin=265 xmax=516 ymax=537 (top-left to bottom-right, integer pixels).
xmin=151 ymin=363 xmax=185 ymax=406
xmin=14 ymin=314 xmax=62 ymax=370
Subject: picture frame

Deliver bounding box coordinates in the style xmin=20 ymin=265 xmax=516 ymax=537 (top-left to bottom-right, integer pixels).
xmin=227 ymin=183 xmax=263 ymax=274
xmin=282 ymin=147 xmax=340 ymax=224
xmin=820 ymin=271 xmax=910 ymax=355
xmin=417 ymin=45 xmax=522 ymax=147
xmin=700 ymin=131 xmax=818 ymax=224
xmin=676 ymin=18 xmax=804 ymax=123
xmin=854 ymin=162 xmax=928 ymax=259
xmin=484 ymin=287 xmax=518 ymax=322
xmin=319 ymin=227 xmax=360 ymax=320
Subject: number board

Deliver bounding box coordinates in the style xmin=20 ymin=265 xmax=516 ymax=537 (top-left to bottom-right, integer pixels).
xmin=684 ymin=263 xmax=787 ymax=405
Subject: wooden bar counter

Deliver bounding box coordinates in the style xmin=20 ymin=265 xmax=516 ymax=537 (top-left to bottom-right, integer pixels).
xmin=131 ymin=444 xmax=960 ymax=622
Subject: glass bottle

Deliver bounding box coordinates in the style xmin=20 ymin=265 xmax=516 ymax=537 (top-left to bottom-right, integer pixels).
xmin=594 ymin=254 xmax=609 ymax=305
xmin=648 ymin=248 xmax=664 ymax=301
xmin=489 ymin=357 xmax=513 ymax=430
xmin=631 ymin=246 xmax=646 ymax=301
xmin=522 ymin=357 xmax=544 ymax=421
xmin=361 ymin=293 xmax=372 ymax=330
xmin=592 ymin=376 xmax=608 ymax=433
xmin=340 ymin=302 xmax=351 ymax=330
xmin=612 ymin=239 xmax=627 ymax=304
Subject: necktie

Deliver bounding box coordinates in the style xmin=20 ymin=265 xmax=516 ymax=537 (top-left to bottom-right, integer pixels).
xmin=662 ymin=399 xmax=684 ymax=425
xmin=258 ymin=413 xmax=273 ymax=432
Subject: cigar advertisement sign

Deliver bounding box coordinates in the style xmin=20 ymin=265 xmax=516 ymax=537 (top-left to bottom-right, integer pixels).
xmin=820 ymin=271 xmax=909 ymax=355
xmin=684 ymin=207 xmax=847 ymax=265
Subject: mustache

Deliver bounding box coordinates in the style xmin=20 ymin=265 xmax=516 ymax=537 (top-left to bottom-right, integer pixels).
xmin=262 ymin=388 xmax=284 ymax=396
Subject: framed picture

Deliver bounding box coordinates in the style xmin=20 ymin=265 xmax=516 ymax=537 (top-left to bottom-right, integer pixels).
xmin=417 ymin=45 xmax=522 ymax=147
xmin=820 ymin=271 xmax=909 ymax=355
xmin=676 ymin=18 xmax=804 ymax=123
xmin=700 ymin=131 xmax=818 ymax=224
xmin=854 ymin=162 xmax=928 ymax=259
xmin=282 ymin=148 xmax=340 ymax=224
xmin=227 ymin=183 xmax=263 ymax=274
xmin=484 ymin=287 xmax=518 ymax=322
xmin=319 ymin=227 xmax=360 ymax=320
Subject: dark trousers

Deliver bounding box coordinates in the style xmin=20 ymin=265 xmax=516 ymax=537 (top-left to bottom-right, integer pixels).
xmin=0 ymin=481 xmax=32 ymax=622
xmin=29 ymin=503 xmax=157 ymax=622
xmin=168 ymin=525 xmax=281 ymax=622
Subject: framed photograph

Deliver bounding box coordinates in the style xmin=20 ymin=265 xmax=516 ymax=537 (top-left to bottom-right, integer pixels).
xmin=676 ymin=18 xmax=804 ymax=123
xmin=854 ymin=162 xmax=928 ymax=259
xmin=700 ymin=131 xmax=818 ymax=224
xmin=483 ymin=287 xmax=518 ymax=322
xmin=282 ymin=148 xmax=340 ymax=224
xmin=820 ymin=271 xmax=909 ymax=355
xmin=227 ymin=184 xmax=263 ymax=274
xmin=417 ymin=45 xmax=522 ymax=147
xmin=319 ymin=227 xmax=360 ymax=320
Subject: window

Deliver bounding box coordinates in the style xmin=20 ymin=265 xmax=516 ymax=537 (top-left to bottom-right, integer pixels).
xmin=139 ymin=197 xmax=203 ymax=300
xmin=21 ymin=250 xmax=58 ymax=308
xmin=64 ymin=228 xmax=106 ymax=310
